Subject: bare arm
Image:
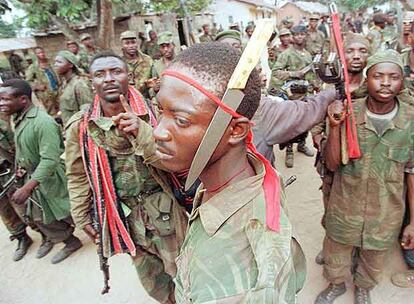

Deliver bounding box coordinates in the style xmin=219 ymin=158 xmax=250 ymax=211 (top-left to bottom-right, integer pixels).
xmin=402 ymin=173 xmax=414 ymax=250
xmin=324 ymin=101 xmax=346 ymax=172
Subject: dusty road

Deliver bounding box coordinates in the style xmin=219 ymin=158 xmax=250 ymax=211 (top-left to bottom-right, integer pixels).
xmin=1 ymin=141 xmax=413 ymax=304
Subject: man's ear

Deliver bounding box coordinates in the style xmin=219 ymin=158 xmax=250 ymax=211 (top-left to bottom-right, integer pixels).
xmin=228 ymin=116 xmax=250 ymax=146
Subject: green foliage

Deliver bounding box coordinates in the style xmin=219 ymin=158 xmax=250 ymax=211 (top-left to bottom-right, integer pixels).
xmin=338 ymin=0 xmax=387 ymax=11
xmin=148 ymin=0 xmax=212 ymax=15
xmin=0 ymin=17 xmax=18 ymax=38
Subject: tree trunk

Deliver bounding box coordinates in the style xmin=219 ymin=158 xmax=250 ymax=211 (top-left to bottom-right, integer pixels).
xmin=97 ymin=0 xmax=114 ymax=50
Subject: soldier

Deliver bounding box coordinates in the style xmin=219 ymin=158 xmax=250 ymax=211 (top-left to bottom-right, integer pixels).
xmin=400 ymin=12 xmax=414 ymax=51
xmin=25 ymin=46 xmax=60 ymax=116
xmin=199 ymin=24 xmax=214 ymax=43
xmin=244 ymin=24 xmax=254 ymax=41
xmin=0 ymin=79 xmax=82 ymax=264
xmin=275 ymin=29 xmax=292 ymax=55
xmin=65 ymin=51 xmax=187 ymax=303
xmin=312 ymin=33 xmax=371 ymax=265
xmin=268 ymin=46 xmax=277 ymax=70
xmin=318 ymin=14 xmax=331 ymax=38
xmin=53 ymin=50 xmax=93 ymax=127
xmin=154 ymin=41 xmax=304 ymax=304
xmin=8 ymin=51 xmax=24 ymax=77
xmin=214 ymin=30 xmax=242 ymax=50
xmin=306 ymin=14 xmax=326 ymax=57
xmin=315 ymin=50 xmax=414 ymax=304
xmin=79 ymin=33 xmax=101 ymax=63
xmin=271 ymin=25 xmax=317 ymax=168
xmin=280 ymin=16 xmax=294 ymax=30
xmin=120 ymin=30 xmax=153 ymax=96
xmin=150 ymin=32 xmax=176 ymax=79
xmin=366 ymin=13 xmax=386 ymax=51
xmin=66 ymin=40 xmax=89 ymax=73
xmin=141 ymin=30 xmax=161 ymax=60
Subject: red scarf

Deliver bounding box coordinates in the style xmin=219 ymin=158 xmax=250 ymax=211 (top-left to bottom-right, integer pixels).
xmin=79 ymin=86 xmax=155 ymax=256
xmin=162 ymin=70 xmax=281 ymax=232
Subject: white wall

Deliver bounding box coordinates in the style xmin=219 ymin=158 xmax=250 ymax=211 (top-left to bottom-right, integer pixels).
xmin=209 ymin=0 xmax=255 ymax=30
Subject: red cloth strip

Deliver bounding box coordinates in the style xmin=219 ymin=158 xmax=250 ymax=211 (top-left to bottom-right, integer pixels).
xmin=162 ymin=70 xmax=280 ymax=232
xmin=331 ymin=12 xmax=361 ymax=159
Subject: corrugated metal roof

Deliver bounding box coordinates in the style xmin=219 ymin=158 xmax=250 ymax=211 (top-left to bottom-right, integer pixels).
xmin=278 ymin=1 xmax=329 ymax=14
xmin=0 ymin=37 xmax=37 ymax=52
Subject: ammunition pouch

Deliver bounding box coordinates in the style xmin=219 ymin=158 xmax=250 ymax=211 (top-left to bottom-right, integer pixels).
xmin=141 ymin=191 xmax=175 ymax=237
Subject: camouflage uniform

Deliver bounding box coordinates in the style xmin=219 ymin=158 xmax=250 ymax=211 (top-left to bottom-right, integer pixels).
xmin=0 ymin=115 xmax=27 ymax=239
xmin=270 ymin=46 xmax=318 ymax=93
xmin=401 ymin=49 xmax=414 ymax=95
xmin=65 ymin=108 xmax=188 ymax=303
xmin=150 ymin=59 xmax=167 ymax=79
xmin=366 ymin=26 xmax=384 ymax=52
xmin=57 ymin=75 xmax=93 ymax=126
xmin=25 ymin=62 xmax=60 ymax=116
xmin=124 ymin=52 xmax=153 ymax=94
xmin=175 ymin=153 xmax=306 ymax=303
xmin=76 ymin=50 xmax=91 ymax=73
xmin=323 ymin=97 xmax=414 ymax=289
xmin=142 ymin=40 xmax=161 ymax=59
xmin=199 ymin=34 xmax=214 ymax=43
xmin=306 ymin=29 xmax=326 ymax=57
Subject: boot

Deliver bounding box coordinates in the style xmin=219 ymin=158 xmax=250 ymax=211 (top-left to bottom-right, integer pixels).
xmin=13 ymin=232 xmax=33 ymax=261
xmin=36 ymin=234 xmax=54 ymax=259
xmin=51 ymin=235 xmax=82 ymax=264
xmin=315 ymin=250 xmax=325 ymax=265
xmin=285 ymin=144 xmax=294 ymax=168
xmin=298 ymin=141 xmax=315 ymax=157
xmin=391 ymin=270 xmax=414 ymax=288
xmin=354 ymin=286 xmax=371 ymax=304
xmin=315 ymin=283 xmax=346 ymax=304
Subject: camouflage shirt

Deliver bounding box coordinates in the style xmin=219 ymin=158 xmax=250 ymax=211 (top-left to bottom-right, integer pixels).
xmin=366 ymin=26 xmax=384 ymax=52
xmin=142 ymin=40 xmax=161 ymax=59
xmin=123 ymin=52 xmax=153 ymax=93
xmin=175 ymin=154 xmax=304 ymax=303
xmin=150 ymin=58 xmax=168 ymax=79
xmin=306 ymin=29 xmax=326 ymax=57
xmin=270 ymin=46 xmax=317 ymax=92
xmin=58 ymin=75 xmax=93 ymax=126
xmin=325 ymin=97 xmax=414 ymax=250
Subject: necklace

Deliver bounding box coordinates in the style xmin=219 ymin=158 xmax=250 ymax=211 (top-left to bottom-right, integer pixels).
xmin=205 ymin=164 xmax=250 ymax=194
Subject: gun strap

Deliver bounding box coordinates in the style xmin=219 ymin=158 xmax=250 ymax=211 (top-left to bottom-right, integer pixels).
xmin=331 ymin=11 xmax=361 ymax=159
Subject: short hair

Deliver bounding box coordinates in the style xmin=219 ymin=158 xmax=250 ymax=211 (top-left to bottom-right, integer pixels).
xmin=34 ymin=46 xmax=44 ymax=52
xmin=0 ymin=79 xmax=32 ymax=99
xmin=90 ymin=50 xmax=127 ymax=70
xmin=245 ymin=24 xmax=254 ymax=32
xmin=202 ymin=24 xmax=209 ymax=29
xmin=169 ymin=42 xmax=261 ymax=120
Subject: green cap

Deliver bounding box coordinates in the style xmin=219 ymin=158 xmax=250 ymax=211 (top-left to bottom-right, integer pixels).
xmin=279 ymin=28 xmax=291 ymax=36
xmin=215 ymin=30 xmax=242 ymax=43
xmin=120 ymin=30 xmax=137 ymax=41
xmin=79 ymin=33 xmax=91 ymax=41
xmin=363 ymin=49 xmax=404 ymax=77
xmin=57 ymin=50 xmax=79 ymax=66
xmin=310 ymin=14 xmax=320 ymax=20
xmin=158 ymin=31 xmax=174 ymax=45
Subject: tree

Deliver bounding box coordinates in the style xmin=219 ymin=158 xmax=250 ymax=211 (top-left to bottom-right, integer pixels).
xmin=0 ymin=18 xmax=16 ymax=37
xmin=149 ymin=0 xmax=212 ymax=15
xmin=338 ymin=0 xmax=387 ymax=11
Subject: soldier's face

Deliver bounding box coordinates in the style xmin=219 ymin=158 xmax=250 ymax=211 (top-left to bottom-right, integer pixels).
xmin=279 ymin=34 xmax=291 ymax=46
xmin=34 ymin=48 xmax=46 ymax=60
xmin=54 ymin=56 xmax=73 ymax=76
xmin=160 ymin=43 xmax=175 ymax=59
xmin=82 ymin=38 xmax=93 ymax=48
xmin=90 ymin=57 xmax=129 ymax=103
xmin=0 ymin=87 xmax=27 ymax=115
xmin=268 ymin=47 xmax=276 ymax=59
xmin=153 ymin=68 xmax=217 ymax=172
xmin=203 ymin=26 xmax=210 ymax=34
xmin=246 ymin=28 xmax=253 ymax=37
xmin=67 ymin=43 xmax=79 ymax=55
xmin=345 ymin=42 xmax=369 ymax=73
xmin=292 ymin=32 xmax=306 ymax=45
xmin=403 ymin=22 xmax=413 ymax=35
xmin=149 ymin=31 xmax=157 ymax=40
xmin=309 ymin=19 xmax=318 ymax=29
xmin=122 ymin=38 xmax=138 ymax=56
xmin=218 ymin=37 xmax=242 ymax=51
xmin=367 ymin=62 xmax=403 ymax=104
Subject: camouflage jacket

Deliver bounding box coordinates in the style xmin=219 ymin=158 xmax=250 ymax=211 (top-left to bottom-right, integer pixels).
xmin=65 ymin=107 xmax=187 ymax=258
xmin=150 ymin=58 xmax=168 ymax=79
xmin=270 ymin=46 xmax=317 ymax=92
xmin=306 ymin=29 xmax=326 ymax=57
xmin=58 ymin=75 xmax=93 ymax=126
xmin=25 ymin=62 xmax=60 ymax=116
xmin=366 ymin=26 xmax=383 ymax=52
xmin=175 ymin=154 xmax=305 ymax=304
xmin=124 ymin=52 xmax=153 ymax=93
xmin=142 ymin=40 xmax=161 ymax=59
xmin=325 ymin=97 xmax=414 ymax=250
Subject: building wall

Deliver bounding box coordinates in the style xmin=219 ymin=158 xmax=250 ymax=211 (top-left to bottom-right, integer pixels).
xmin=276 ymin=3 xmax=309 ymax=27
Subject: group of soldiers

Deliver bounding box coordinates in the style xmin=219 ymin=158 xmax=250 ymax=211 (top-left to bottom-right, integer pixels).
xmin=1 ymin=8 xmax=414 ymax=304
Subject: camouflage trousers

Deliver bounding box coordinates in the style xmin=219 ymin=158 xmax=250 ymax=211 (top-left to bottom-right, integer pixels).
xmin=323 ymin=236 xmax=388 ymax=289
xmin=0 ymin=197 xmax=27 ymax=238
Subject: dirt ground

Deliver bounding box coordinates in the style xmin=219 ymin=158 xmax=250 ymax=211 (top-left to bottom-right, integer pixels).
xmin=1 ymin=140 xmax=414 ymax=304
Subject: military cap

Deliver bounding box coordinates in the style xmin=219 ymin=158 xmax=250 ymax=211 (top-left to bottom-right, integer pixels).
xmin=57 ymin=50 xmax=79 ymax=67
xmin=363 ymin=49 xmax=404 ymax=77
xmin=291 ymin=25 xmax=307 ymax=34
xmin=278 ymin=28 xmax=291 ymax=36
xmin=309 ymin=14 xmax=320 ymax=20
xmin=79 ymin=33 xmax=91 ymax=41
xmin=120 ymin=30 xmax=137 ymax=41
xmin=403 ymin=11 xmax=414 ymax=23
xmin=215 ymin=30 xmax=242 ymax=43
xmin=158 ymin=31 xmax=174 ymax=45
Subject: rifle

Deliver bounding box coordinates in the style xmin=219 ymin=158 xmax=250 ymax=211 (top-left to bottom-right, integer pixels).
xmin=0 ymin=170 xmax=14 ymax=199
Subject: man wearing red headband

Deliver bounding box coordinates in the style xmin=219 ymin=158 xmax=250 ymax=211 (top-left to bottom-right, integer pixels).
xmin=154 ymin=42 xmax=305 ymax=303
